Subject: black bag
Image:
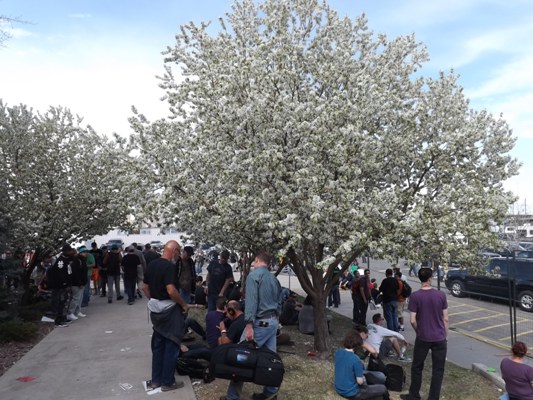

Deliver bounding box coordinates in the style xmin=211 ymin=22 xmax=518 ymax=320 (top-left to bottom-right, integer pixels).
xmin=176 ymin=357 xmax=210 ymax=380
xmin=209 ymin=342 xmax=284 ymax=387
xmin=367 ymin=356 xmax=387 ymax=375
xmin=385 ymin=364 xmax=405 ymax=391
xmin=401 ymin=281 xmax=412 ymax=298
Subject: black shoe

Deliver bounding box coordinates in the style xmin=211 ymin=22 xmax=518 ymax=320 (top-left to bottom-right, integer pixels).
xmin=128 ymin=300 xmax=134 ymax=305
xmin=161 ymin=381 xmax=184 ymax=392
xmin=117 ymin=295 xmax=124 ymax=300
xmin=108 ymin=299 xmax=112 ymax=303
xmin=100 ymin=294 xmax=106 ymax=297
xmin=252 ymin=392 xmax=278 ymax=400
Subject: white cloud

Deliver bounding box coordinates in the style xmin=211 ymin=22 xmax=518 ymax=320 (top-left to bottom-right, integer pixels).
xmin=68 ymin=13 xmax=92 ymax=19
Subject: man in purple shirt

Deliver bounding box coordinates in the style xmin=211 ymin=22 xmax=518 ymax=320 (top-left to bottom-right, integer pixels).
xmin=401 ymin=267 xmax=448 ymax=400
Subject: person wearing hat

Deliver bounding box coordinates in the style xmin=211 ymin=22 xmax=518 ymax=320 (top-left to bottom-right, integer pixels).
xmin=47 ymin=244 xmax=76 ymax=326
xmin=176 ymin=246 xmax=196 ymax=304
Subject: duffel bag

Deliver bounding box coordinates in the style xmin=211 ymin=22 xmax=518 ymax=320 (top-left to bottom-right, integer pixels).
xmin=209 ymin=342 xmax=284 ymax=387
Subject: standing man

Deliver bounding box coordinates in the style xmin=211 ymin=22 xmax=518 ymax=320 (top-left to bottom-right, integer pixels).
xmin=177 ymin=246 xmax=196 ymax=304
xmin=130 ymin=242 xmax=147 ymax=299
xmin=143 ymin=240 xmax=188 ymax=392
xmin=121 ymin=246 xmax=141 ymax=305
xmin=379 ymin=268 xmax=400 ymax=332
xmin=81 ymin=246 xmax=95 ymax=307
xmin=104 ymin=245 xmax=123 ymax=303
xmin=47 ymin=244 xmax=75 ymax=327
xmin=205 ymin=250 xmax=233 ymax=311
xmin=224 ymin=251 xmax=281 ymax=400
xmin=400 ymin=267 xmax=448 ymax=400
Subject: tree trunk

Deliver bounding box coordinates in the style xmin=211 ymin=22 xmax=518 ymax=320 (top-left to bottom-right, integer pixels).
xmin=20 ymin=248 xmax=42 ymax=305
xmin=312 ymin=288 xmax=330 ymax=355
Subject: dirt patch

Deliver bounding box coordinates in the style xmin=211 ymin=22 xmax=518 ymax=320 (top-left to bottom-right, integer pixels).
xmin=0 ymin=323 xmax=54 ymax=378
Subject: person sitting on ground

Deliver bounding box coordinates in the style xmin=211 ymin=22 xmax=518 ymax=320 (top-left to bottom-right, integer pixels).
xmin=299 ymin=295 xmax=332 ymax=335
xmin=205 ymin=296 xmax=227 ymax=348
xmin=218 ymin=300 xmax=246 ymax=345
xmin=352 ymin=325 xmax=386 ymax=386
xmin=500 ymin=341 xmax=533 ymax=400
xmin=193 ymin=276 xmax=207 ymax=305
xmin=334 ymin=329 xmax=389 ymax=400
xmin=280 ymin=291 xmax=302 ymax=325
xmin=367 ymin=313 xmax=411 ymax=362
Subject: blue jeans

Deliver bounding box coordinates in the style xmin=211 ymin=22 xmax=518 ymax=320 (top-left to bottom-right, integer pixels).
xmin=207 ymin=294 xmax=218 ymax=312
xmin=151 ymin=331 xmax=180 ymax=386
xmin=408 ymin=338 xmax=447 ymax=400
xmin=82 ymin=280 xmax=90 ymax=306
xmin=124 ymin=277 xmax=136 ymax=303
xmin=383 ymin=300 xmax=399 ymax=331
xmin=179 ymin=288 xmax=191 ymax=304
xmin=226 ymin=316 xmax=279 ymax=399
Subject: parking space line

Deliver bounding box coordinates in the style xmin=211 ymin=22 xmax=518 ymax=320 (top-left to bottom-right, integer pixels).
xmin=448 ymin=308 xmax=484 ymax=317
xmin=451 ymin=313 xmax=505 ymax=326
xmin=474 ymin=319 xmax=529 ymax=333
xmin=500 ymin=327 xmax=533 ymax=341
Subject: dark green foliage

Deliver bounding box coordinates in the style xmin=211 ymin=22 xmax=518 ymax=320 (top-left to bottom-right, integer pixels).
xmin=0 ymin=320 xmax=38 ymax=343
xmin=18 ymin=303 xmax=49 ymax=322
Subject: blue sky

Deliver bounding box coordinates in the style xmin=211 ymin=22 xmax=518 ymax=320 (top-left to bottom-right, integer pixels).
xmin=1 ymin=0 xmax=532 ymax=211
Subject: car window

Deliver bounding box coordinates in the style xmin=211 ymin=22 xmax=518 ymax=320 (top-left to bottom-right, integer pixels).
xmin=487 ymin=260 xmax=508 ymax=277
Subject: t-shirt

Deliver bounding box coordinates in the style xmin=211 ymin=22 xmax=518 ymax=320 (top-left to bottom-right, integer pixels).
xmin=366 ymin=323 xmax=406 ymax=351
xmin=501 ymin=358 xmax=533 ymax=400
xmin=207 ymin=261 xmax=233 ymax=296
xmin=143 ymin=258 xmax=176 ymax=300
xmin=205 ymin=310 xmax=225 ymax=348
xmin=226 ymin=314 xmax=246 ymax=344
xmin=121 ymin=253 xmax=140 ymax=280
xmin=379 ymin=276 xmax=399 ymax=303
xmin=408 ymin=288 xmax=448 ymax=342
xmin=334 ymin=348 xmax=364 ymax=397
xmin=194 ymin=286 xmax=207 ymax=305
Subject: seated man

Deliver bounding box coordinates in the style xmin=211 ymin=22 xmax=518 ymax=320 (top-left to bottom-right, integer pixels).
xmin=218 ymin=300 xmax=246 ymax=345
xmin=335 ymin=330 xmax=389 ymax=400
xmin=367 ymin=313 xmax=411 ymax=362
xmin=352 ymin=325 xmax=386 ymax=385
xmin=279 ymin=291 xmax=302 ymax=325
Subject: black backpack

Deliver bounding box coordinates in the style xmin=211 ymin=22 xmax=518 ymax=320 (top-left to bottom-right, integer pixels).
xmin=176 ymin=357 xmax=211 ymax=382
xmin=385 ymin=364 xmax=406 ymax=391
xmin=401 ymin=280 xmax=412 ymax=298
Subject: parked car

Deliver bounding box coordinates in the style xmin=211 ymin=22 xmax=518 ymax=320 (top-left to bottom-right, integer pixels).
xmin=444 ymin=257 xmax=533 ymax=312
xmin=150 ymin=241 xmax=164 ymax=251
xmin=106 ymin=239 xmax=124 ymax=249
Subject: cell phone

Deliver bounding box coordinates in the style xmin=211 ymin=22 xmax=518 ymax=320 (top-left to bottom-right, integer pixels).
xmin=258 ymin=321 xmax=269 ymax=327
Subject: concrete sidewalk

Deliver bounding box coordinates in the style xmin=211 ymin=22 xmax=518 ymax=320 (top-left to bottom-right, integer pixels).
xmin=0 ymin=294 xmax=196 ymax=400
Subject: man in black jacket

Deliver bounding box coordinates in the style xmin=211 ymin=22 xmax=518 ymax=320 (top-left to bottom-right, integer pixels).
xmin=47 ymin=244 xmax=75 ymax=327
xmin=66 ymin=247 xmax=88 ymax=321
xmin=379 ymin=268 xmax=400 ymax=332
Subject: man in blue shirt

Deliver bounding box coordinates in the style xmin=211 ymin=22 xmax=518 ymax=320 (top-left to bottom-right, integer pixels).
xmin=223 ymin=252 xmax=281 ymax=400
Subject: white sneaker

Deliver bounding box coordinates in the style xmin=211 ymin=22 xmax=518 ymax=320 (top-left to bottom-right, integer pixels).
xmin=77 ymin=312 xmax=87 ymax=318
xmin=399 ymin=355 xmax=412 ymax=362
xmin=67 ymin=313 xmax=78 ymax=321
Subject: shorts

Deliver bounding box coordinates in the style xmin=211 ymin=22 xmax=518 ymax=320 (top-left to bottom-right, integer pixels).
xmin=397 ymin=300 xmax=406 ymax=316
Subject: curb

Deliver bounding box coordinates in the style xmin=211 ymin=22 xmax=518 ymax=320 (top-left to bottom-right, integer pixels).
xmin=472 ymin=363 xmax=505 ymax=390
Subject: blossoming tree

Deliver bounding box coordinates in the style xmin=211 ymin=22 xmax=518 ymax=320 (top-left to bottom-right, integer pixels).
xmin=129 ymin=0 xmax=519 ymax=352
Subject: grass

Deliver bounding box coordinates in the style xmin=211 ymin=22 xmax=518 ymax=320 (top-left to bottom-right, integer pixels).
xmin=189 ymin=307 xmax=503 ymax=400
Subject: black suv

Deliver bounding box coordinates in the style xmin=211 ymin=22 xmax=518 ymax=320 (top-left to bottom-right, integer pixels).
xmin=444 ymin=257 xmax=533 ymax=312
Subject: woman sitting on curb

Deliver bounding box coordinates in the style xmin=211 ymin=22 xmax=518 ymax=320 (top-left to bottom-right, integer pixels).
xmin=500 ymin=341 xmax=533 ymax=400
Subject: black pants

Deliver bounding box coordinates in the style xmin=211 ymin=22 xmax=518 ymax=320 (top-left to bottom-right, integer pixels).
xmin=51 ymin=288 xmax=68 ymax=324
xmin=408 ymin=338 xmax=447 ymax=400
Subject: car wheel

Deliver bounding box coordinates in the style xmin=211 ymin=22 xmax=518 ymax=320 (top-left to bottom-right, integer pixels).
xmin=450 ymin=281 xmax=466 ymax=298
xmin=518 ymin=290 xmax=533 ymax=312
